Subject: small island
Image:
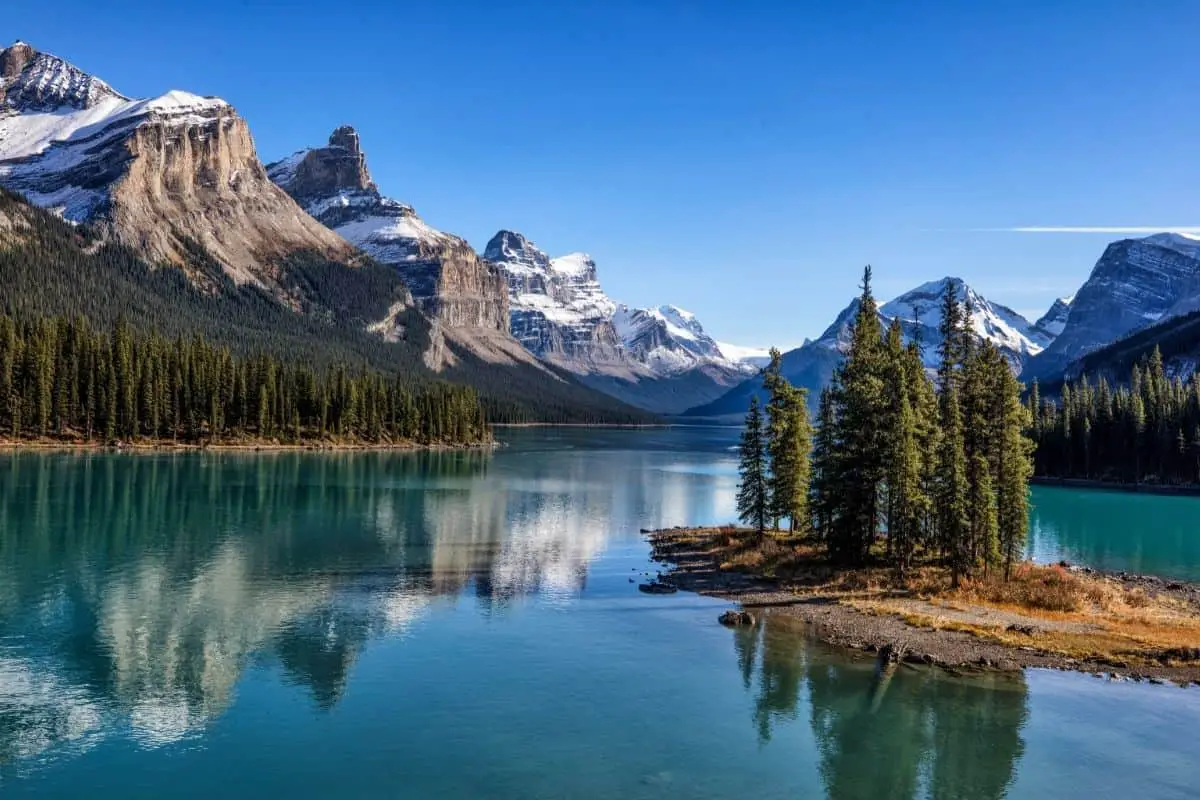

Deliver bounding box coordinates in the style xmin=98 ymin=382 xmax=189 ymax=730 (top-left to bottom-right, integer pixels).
xmin=650 ymin=267 xmax=1200 ymax=684
xmin=646 ymin=526 xmax=1200 ymax=683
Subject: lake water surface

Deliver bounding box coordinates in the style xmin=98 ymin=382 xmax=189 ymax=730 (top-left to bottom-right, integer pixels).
xmin=0 ymin=427 xmax=1198 ymax=798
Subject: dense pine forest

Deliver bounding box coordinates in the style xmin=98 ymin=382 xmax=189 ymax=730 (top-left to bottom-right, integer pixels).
xmin=0 ymin=188 xmax=654 ymax=426
xmin=1030 ymin=349 xmax=1200 ymax=485
xmin=0 ymin=312 xmax=489 ymax=446
xmin=739 ymin=267 xmax=1034 ymax=582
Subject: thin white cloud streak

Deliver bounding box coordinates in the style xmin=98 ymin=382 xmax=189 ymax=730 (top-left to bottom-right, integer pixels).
xmin=977 ymin=226 xmax=1200 ymax=234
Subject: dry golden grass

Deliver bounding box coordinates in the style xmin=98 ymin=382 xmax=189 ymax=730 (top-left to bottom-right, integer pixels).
xmin=653 ymin=526 xmax=1200 ymax=667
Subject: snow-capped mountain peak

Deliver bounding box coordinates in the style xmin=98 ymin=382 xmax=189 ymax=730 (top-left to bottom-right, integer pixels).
xmin=613 ymin=303 xmax=760 ymax=376
xmin=816 ymin=276 xmax=1049 ymax=369
xmin=1 ymin=43 xmax=127 ymax=115
xmin=267 ymin=126 xmax=451 ymax=264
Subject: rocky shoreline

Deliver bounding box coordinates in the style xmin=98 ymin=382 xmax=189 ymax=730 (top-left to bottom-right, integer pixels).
xmin=644 ymin=527 xmax=1200 ymax=686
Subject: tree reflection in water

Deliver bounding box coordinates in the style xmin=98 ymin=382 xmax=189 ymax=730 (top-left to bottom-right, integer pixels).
xmin=735 ymin=614 xmax=1029 ymax=800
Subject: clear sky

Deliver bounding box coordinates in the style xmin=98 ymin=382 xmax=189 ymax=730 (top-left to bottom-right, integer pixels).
xmin=7 ymin=1 xmax=1200 ymax=350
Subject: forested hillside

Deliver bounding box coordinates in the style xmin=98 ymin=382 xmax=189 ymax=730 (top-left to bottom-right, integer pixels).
xmin=1031 ymin=348 xmax=1200 ymax=485
xmin=0 ymin=313 xmax=488 ymax=445
xmin=0 ymin=189 xmax=654 ymax=425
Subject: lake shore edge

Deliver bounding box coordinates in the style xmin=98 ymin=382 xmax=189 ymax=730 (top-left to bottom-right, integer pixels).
xmin=1032 ymin=476 xmax=1200 ymax=497
xmin=0 ymin=437 xmax=496 ymax=453
xmin=644 ymin=526 xmax=1200 ymax=685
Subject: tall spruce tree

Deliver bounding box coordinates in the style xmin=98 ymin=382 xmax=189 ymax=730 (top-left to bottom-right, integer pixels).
xmin=810 ymin=386 xmax=838 ymax=541
xmin=934 ymin=286 xmax=971 ymax=584
xmin=763 ymin=349 xmax=813 ymax=531
xmin=737 ymin=396 xmax=769 ymax=535
xmin=827 ymin=266 xmax=888 ymax=565
xmin=883 ymin=319 xmax=927 ymax=574
xmin=996 ymin=364 xmax=1034 ymax=579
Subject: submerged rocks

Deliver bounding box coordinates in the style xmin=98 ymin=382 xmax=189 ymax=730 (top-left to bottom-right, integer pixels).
xmin=718 ymin=610 xmax=755 ymax=627
xmin=638 ymin=582 xmax=677 ymax=595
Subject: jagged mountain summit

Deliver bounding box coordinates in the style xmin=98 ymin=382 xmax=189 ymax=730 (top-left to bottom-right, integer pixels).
xmin=484 ymin=229 xmax=765 ymax=412
xmin=267 ymin=127 xmax=530 ymax=370
xmin=685 ymin=277 xmax=1052 ymax=419
xmin=612 ymin=304 xmax=762 ymax=375
xmin=483 ymin=230 xmax=634 ymax=375
xmin=0 ymin=41 xmax=353 ymax=287
xmin=1024 ymin=233 xmax=1200 ymax=379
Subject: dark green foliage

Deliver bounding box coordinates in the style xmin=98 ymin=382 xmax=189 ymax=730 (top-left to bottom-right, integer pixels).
xmin=737 ymin=396 xmax=769 ymax=534
xmin=810 ymin=268 xmax=1033 ymax=580
xmin=763 ymin=348 xmax=813 ymax=531
xmin=0 ymin=310 xmax=489 ymax=445
xmin=824 ymin=266 xmax=890 ymax=565
xmin=0 ymin=188 xmax=652 ymax=425
xmin=1033 ymin=345 xmax=1200 ymax=485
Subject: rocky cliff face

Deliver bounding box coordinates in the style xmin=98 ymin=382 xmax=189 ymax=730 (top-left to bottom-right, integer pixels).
xmin=1033 ymin=295 xmax=1073 ymax=340
xmin=0 ymin=42 xmax=354 ymax=289
xmin=1024 ymin=234 xmax=1200 ymax=379
xmin=484 ymin=230 xmax=635 ymax=375
xmin=268 ymin=128 xmax=512 ymax=352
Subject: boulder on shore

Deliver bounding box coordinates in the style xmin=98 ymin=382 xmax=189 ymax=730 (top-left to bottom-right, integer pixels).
xmin=719 ymin=610 xmax=755 ymax=627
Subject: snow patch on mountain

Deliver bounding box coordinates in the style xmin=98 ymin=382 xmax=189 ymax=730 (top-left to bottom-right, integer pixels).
xmin=815 ymin=277 xmax=1049 ymax=370
xmin=613 ymin=303 xmax=758 ymax=375
xmin=715 ymin=341 xmax=771 ymax=367
xmin=486 ymin=230 xmax=762 ymax=379
xmin=1 ymin=44 xmax=236 ymax=224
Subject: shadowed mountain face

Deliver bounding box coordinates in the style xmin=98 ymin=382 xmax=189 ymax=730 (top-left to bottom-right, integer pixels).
xmin=1025 ymin=234 xmax=1200 ymax=380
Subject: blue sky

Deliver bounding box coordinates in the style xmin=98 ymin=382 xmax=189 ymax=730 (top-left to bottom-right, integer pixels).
xmin=8 ymin=1 xmax=1200 ymax=349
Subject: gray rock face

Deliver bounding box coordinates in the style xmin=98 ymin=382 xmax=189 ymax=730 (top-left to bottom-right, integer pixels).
xmin=274 ymin=125 xmax=376 ymax=208
xmin=0 ymin=42 xmax=354 ymax=289
xmin=1026 ymin=235 xmax=1200 ymax=378
xmin=611 ymin=304 xmax=731 ymax=371
xmin=483 ymin=230 xmax=631 ymax=371
xmin=1033 ymin=296 xmax=1073 ymax=340
xmin=2 ymin=42 xmax=124 ymax=111
xmin=268 ymin=128 xmax=510 ymax=336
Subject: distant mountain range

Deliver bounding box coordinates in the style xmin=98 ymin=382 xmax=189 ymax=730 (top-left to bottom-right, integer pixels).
xmin=5 ymin=39 xmax=1200 ymax=421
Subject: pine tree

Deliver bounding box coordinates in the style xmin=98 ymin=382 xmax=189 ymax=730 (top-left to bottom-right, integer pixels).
xmin=737 ymin=396 xmax=769 ymax=536
xmin=936 ymin=382 xmax=971 ymax=585
xmin=763 ymin=349 xmax=813 ymax=531
xmin=827 ymin=266 xmax=888 ymax=565
xmin=883 ymin=319 xmax=927 ymax=574
xmin=810 ymin=387 xmax=838 ymax=541
xmin=996 ymin=365 xmax=1034 ymax=580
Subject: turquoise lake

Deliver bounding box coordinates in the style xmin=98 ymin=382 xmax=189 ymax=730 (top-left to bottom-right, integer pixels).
xmin=0 ymin=427 xmax=1198 ymax=798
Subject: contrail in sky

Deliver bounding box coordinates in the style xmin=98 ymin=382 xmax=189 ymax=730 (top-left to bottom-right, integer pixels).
xmin=979 ymin=226 xmax=1200 ymax=234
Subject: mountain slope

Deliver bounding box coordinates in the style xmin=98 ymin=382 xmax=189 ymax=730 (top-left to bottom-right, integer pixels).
xmin=686 ymin=277 xmax=1049 ymax=419
xmin=483 ymin=229 xmax=760 ymax=412
xmin=483 ymin=230 xmax=633 ymax=375
xmin=0 ymin=186 xmax=652 ymax=425
xmin=0 ymin=41 xmax=354 ymax=289
xmin=1033 ymin=295 xmax=1073 ymax=340
xmin=1024 ymin=234 xmax=1200 ymax=380
xmin=266 ymin=126 xmax=525 ymax=370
